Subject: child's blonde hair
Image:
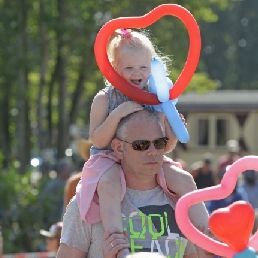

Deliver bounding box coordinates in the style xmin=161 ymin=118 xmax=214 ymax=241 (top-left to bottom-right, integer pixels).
xmin=107 ymin=29 xmax=171 ymax=74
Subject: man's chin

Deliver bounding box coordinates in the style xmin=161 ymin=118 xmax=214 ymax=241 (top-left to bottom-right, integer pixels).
xmin=143 ymin=163 xmax=161 ymax=173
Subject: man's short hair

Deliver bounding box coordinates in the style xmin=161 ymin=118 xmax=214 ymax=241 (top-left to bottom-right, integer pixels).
xmin=115 ymin=109 xmax=159 ymax=140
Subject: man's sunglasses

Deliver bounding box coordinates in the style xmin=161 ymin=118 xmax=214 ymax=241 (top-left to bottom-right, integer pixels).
xmin=118 ymin=137 xmax=169 ymax=151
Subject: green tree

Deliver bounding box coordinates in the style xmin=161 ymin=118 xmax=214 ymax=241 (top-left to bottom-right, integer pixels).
xmin=0 ymin=0 xmax=230 ymax=174
xmin=200 ymin=0 xmax=258 ymax=90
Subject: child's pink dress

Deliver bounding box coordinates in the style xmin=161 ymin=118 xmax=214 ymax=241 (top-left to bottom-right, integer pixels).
xmin=76 ymin=150 xmax=181 ymax=224
xmin=76 ymin=85 xmax=181 ymax=223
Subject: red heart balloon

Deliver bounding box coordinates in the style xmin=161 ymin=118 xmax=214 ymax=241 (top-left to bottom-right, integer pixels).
xmin=209 ymin=201 xmax=255 ymax=252
xmin=94 ymin=4 xmax=201 ymax=105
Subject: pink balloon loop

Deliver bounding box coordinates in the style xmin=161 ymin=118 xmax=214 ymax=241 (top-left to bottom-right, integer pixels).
xmin=175 ymin=156 xmax=258 ymax=257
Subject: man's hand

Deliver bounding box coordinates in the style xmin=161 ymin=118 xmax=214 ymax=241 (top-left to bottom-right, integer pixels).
xmin=196 ymin=226 xmax=219 ymax=258
xmin=102 ymin=229 xmax=130 ymax=258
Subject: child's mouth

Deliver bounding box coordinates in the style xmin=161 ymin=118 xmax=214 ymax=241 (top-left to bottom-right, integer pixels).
xmin=131 ymin=79 xmax=142 ymax=86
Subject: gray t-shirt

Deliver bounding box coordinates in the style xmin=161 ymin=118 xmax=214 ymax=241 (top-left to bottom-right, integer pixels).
xmin=61 ymin=186 xmax=196 ymax=258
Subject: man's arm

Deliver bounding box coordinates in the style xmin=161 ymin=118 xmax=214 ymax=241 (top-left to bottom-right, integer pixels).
xmin=57 ymin=243 xmax=87 ymax=258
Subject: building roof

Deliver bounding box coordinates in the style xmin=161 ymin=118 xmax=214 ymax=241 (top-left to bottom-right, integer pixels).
xmin=176 ymin=90 xmax=258 ymax=112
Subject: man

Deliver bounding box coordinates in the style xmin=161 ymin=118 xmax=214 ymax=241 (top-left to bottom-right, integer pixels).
xmin=40 ymin=158 xmax=73 ymax=225
xmin=190 ymin=153 xmax=215 ymax=189
xmin=57 ymin=110 xmax=208 ymax=258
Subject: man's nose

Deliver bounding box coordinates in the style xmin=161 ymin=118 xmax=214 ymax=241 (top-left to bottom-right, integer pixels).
xmin=147 ymin=143 xmax=158 ymax=156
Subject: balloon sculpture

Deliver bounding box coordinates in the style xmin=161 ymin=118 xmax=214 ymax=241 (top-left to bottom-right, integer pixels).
xmin=94 ymin=4 xmax=201 ymax=105
xmin=149 ymin=58 xmax=189 ymax=143
xmin=175 ymin=156 xmax=258 ymax=258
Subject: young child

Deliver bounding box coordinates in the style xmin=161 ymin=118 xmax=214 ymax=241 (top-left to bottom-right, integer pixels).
xmin=76 ymin=29 xmax=209 ymax=258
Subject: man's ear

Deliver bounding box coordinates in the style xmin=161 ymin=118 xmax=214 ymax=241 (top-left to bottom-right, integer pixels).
xmin=111 ymin=138 xmax=124 ymax=159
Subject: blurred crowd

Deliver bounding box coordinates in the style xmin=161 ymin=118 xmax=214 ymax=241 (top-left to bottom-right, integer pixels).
xmin=188 ymin=139 xmax=258 ymax=214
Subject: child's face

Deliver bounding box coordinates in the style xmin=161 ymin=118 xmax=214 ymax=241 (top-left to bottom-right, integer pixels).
xmin=116 ymin=50 xmax=151 ymax=90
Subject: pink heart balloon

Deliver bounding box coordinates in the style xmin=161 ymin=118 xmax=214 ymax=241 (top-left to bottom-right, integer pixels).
xmin=175 ymin=155 xmax=258 ymax=257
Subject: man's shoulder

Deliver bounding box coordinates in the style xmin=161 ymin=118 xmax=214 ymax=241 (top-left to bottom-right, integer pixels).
xmin=66 ymin=196 xmax=79 ymax=214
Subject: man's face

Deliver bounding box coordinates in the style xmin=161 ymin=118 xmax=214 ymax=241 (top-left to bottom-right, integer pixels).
xmin=119 ymin=118 xmax=164 ymax=180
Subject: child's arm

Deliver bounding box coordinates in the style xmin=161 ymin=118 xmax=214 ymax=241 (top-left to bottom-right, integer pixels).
xmin=162 ymin=162 xmax=209 ymax=229
xmin=157 ymin=112 xmax=178 ymax=153
xmin=89 ymin=91 xmax=143 ymax=148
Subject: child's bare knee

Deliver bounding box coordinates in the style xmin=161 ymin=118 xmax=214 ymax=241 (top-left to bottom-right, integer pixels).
xmin=98 ymin=164 xmax=121 ymax=194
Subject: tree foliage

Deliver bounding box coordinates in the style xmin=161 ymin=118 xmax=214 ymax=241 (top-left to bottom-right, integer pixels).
xmin=0 ymin=0 xmax=231 ymax=174
xmin=0 ymin=167 xmax=49 ymax=252
xmin=200 ymin=0 xmax=258 ymax=90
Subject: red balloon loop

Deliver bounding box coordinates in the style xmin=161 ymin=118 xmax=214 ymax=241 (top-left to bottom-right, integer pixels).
xmin=94 ymin=4 xmax=201 ymax=105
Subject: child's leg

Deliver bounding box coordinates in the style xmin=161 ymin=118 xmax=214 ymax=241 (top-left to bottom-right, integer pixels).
xmin=97 ymin=163 xmax=129 ymax=258
xmin=162 ymin=162 xmax=209 ymax=230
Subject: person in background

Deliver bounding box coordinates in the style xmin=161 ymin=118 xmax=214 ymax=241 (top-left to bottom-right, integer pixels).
xmin=238 ymin=170 xmax=258 ymax=209
xmin=64 ymin=139 xmax=92 ymax=209
xmin=208 ymin=186 xmax=248 ymax=214
xmin=190 ymin=153 xmax=215 ymax=190
xmin=207 ymin=167 xmax=249 ymax=214
xmin=215 ymin=140 xmax=241 ymax=185
xmin=40 ymin=158 xmax=73 ymax=225
xmin=40 ymin=222 xmax=63 ymax=253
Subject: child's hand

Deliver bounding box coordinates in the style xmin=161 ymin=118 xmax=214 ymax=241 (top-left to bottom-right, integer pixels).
xmin=112 ymin=101 xmax=143 ymax=120
xmin=197 ymin=226 xmax=221 ymax=258
xmin=102 ymin=229 xmax=130 ymax=258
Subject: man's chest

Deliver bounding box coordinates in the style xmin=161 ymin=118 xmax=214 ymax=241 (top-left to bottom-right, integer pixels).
xmin=121 ymin=202 xmax=188 ymax=258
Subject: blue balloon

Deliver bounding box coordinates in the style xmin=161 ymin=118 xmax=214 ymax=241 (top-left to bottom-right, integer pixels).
xmin=149 ymin=59 xmax=189 ymax=143
xmin=161 ymin=101 xmax=189 ymax=143
xmin=233 ymin=247 xmax=258 ymax=258
xmin=150 ymin=58 xmax=170 ymax=102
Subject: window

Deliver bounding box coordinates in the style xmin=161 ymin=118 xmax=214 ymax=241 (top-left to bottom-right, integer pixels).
xmin=195 ymin=115 xmax=229 ymax=148
xmin=198 ymin=119 xmax=209 ymax=146
xmin=216 ymin=119 xmax=227 ymax=146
